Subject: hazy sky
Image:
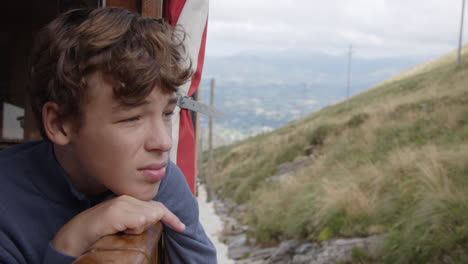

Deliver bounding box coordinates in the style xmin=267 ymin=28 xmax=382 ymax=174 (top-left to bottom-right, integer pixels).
xmin=206 ymin=0 xmax=467 ymax=59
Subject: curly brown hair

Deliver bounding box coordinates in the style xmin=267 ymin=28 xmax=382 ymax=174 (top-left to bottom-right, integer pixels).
xmin=30 ymin=8 xmax=192 ymax=138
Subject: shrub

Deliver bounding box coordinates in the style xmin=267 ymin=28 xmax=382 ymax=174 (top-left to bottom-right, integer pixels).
xmin=307 ymin=124 xmax=335 ymax=146
xmin=347 ymin=112 xmax=370 ymax=127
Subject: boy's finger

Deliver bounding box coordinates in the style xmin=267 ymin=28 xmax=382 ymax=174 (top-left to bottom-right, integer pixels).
xmin=150 ymin=201 xmax=185 ymax=232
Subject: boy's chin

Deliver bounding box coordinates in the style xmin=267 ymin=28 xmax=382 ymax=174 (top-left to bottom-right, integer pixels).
xmin=126 ymin=183 xmax=161 ymax=201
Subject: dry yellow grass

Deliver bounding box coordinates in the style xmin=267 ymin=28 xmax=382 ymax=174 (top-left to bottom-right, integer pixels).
xmin=374 ymin=44 xmax=468 ymax=88
xmin=205 ymin=44 xmax=468 ymax=263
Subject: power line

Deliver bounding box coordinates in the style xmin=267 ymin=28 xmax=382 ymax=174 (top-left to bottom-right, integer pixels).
xmin=346 ymin=45 xmax=353 ymax=99
xmin=458 ymin=0 xmax=466 ymax=66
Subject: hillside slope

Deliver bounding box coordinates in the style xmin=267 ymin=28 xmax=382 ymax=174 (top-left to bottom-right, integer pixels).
xmin=204 ymin=47 xmax=468 ymax=263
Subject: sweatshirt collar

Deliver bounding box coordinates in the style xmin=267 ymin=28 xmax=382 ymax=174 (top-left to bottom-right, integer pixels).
xmin=29 ymin=141 xmax=114 ymax=207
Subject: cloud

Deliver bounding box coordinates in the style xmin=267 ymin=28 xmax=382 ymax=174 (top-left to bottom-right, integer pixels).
xmin=299 ymin=99 xmax=318 ymax=106
xmin=206 ymin=0 xmax=467 ymax=58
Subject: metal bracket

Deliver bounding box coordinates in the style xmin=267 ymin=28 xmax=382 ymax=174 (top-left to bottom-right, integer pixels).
xmin=176 ymin=95 xmax=225 ymax=118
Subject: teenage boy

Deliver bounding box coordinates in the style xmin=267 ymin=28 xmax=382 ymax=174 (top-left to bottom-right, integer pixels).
xmin=0 ymin=8 xmax=216 ymax=264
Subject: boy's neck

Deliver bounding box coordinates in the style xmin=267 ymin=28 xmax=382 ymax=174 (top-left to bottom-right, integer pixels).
xmin=53 ymin=144 xmax=107 ymax=196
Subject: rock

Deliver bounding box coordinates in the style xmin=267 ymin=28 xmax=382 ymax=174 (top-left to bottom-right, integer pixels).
xmin=304 ymin=145 xmax=314 ymax=156
xmin=267 ymin=155 xmax=313 ymax=183
xmin=235 ymin=259 xmax=267 ymax=264
xmin=226 ymin=234 xmax=247 ymax=248
xmin=291 ymin=235 xmax=385 ymax=264
xmin=269 ymin=240 xmax=301 ymax=262
xmin=270 ymin=255 xmax=291 ymax=264
xmin=214 ymin=196 xmax=386 ymax=264
xmin=237 ymin=204 xmax=248 ymax=213
xmin=278 ymin=156 xmax=310 ymax=175
xmin=228 ymin=246 xmax=251 ymax=260
xmin=222 ymin=216 xmax=243 ymax=236
xmin=248 ymin=236 xmax=257 ymax=246
xmin=275 ymin=240 xmax=301 ymax=256
xmin=292 ymin=252 xmax=317 ymax=264
xmin=248 ymin=247 xmax=277 ymax=261
xmin=294 ymin=242 xmax=314 ymax=254
xmin=266 ymin=172 xmax=294 ymax=183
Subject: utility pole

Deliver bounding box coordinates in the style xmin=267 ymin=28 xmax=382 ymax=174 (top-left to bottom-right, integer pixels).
xmin=207 ymin=78 xmax=215 ymax=202
xmin=458 ymin=0 xmax=466 ymax=66
xmin=194 ymin=87 xmax=201 ymax=197
xmin=303 ymin=82 xmax=307 ymax=98
xmin=197 ymin=126 xmax=203 ymax=195
xmin=346 ymin=45 xmax=353 ymax=99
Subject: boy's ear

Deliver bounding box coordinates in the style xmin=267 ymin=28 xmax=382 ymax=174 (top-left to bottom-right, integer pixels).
xmin=42 ymin=102 xmax=72 ymax=145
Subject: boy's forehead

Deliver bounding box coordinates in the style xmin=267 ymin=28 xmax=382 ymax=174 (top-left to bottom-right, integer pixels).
xmin=112 ymin=94 xmax=177 ymax=116
xmin=85 ymin=71 xmax=176 ymax=109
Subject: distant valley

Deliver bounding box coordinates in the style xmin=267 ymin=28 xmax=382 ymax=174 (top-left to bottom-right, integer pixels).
xmin=198 ymin=51 xmax=427 ymax=147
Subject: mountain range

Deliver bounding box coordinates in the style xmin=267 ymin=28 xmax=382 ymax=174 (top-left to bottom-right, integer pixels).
xmin=198 ymin=51 xmax=429 ymax=146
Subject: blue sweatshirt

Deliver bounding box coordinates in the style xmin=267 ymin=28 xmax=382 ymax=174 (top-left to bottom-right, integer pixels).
xmin=0 ymin=141 xmax=216 ymax=263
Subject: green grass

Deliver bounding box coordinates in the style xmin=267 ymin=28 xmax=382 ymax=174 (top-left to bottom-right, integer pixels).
xmin=203 ymin=47 xmax=468 ymax=263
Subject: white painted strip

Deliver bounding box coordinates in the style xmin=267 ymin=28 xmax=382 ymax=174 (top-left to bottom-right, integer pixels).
xmin=176 ymin=0 xmax=209 ymax=97
xmin=171 ymin=0 xmax=209 ymax=163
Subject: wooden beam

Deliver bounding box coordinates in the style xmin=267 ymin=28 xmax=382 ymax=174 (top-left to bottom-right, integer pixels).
xmin=73 ymin=222 xmax=164 ymax=264
xmin=106 ymin=0 xmax=163 ymax=18
xmin=106 ymin=0 xmax=140 ymax=13
xmin=142 ymin=0 xmax=163 ymax=19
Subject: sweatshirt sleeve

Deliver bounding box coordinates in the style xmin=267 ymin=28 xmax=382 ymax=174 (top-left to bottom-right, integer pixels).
xmin=0 ymin=236 xmax=75 ymax=264
xmin=155 ymin=161 xmax=217 ymax=264
xmin=42 ymin=243 xmax=77 ymax=264
xmin=0 ymin=247 xmax=20 ymax=264
xmin=0 ymin=230 xmax=25 ymax=264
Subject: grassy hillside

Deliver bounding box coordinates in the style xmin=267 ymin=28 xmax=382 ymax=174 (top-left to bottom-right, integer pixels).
xmin=203 ymin=48 xmax=468 ymax=263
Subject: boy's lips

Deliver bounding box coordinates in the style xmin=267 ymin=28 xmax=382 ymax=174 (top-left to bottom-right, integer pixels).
xmin=138 ymin=163 xmax=167 ymax=182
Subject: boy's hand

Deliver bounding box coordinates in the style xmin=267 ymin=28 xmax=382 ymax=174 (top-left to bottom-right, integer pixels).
xmin=51 ymin=195 xmax=185 ymax=257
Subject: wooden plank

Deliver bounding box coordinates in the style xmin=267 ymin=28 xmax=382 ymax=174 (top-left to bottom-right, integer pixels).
xmin=106 ymin=0 xmax=163 ymax=19
xmin=142 ymin=0 xmax=163 ymax=18
xmin=106 ymin=0 xmax=140 ymax=13
xmin=73 ymin=222 xmax=164 ymax=264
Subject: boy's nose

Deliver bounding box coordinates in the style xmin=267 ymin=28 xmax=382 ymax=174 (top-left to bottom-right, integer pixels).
xmin=145 ymin=121 xmax=172 ymax=153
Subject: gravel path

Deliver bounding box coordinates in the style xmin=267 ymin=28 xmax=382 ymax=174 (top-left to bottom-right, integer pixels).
xmin=197 ymin=185 xmax=234 ymax=264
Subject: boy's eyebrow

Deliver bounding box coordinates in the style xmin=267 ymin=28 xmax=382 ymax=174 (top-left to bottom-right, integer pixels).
xmin=167 ymin=96 xmax=177 ymax=106
xmin=112 ymin=95 xmax=177 ymax=112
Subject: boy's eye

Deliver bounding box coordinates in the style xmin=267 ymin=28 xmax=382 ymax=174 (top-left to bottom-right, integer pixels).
xmin=119 ymin=116 xmax=140 ymax=123
xmin=164 ymin=111 xmax=175 ymax=118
